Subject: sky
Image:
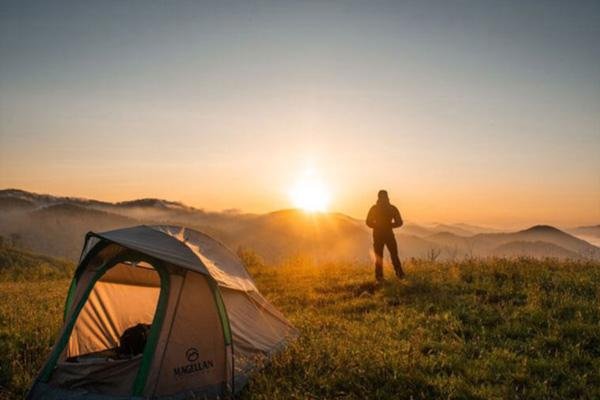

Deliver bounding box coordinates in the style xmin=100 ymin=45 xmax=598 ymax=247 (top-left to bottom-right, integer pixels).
xmin=1 ymin=0 xmax=599 ymax=228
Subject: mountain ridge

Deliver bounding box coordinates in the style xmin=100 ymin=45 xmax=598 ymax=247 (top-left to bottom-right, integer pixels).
xmin=0 ymin=189 xmax=598 ymax=262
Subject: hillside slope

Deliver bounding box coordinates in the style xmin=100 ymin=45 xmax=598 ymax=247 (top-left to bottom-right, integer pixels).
xmin=1 ymin=189 xmax=598 ymax=262
xmin=473 ymin=225 xmax=599 ymax=256
xmin=0 ymin=239 xmax=74 ymax=280
xmin=570 ymin=224 xmax=600 ymax=239
xmin=231 ymin=209 xmax=370 ymax=261
xmin=242 ymin=258 xmax=600 ymax=399
xmin=428 ymin=225 xmax=600 ymax=260
xmin=3 ymin=258 xmax=600 ymax=399
xmin=491 ymin=240 xmax=581 ymax=259
xmin=1 ymin=203 xmax=137 ymax=259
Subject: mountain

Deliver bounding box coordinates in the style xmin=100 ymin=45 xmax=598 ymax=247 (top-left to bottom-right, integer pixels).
xmin=229 ymin=209 xmax=369 ymax=261
xmin=567 ymin=225 xmax=600 ymax=247
xmin=0 ymin=236 xmax=74 ymax=280
xmin=0 ymin=188 xmax=107 ymax=209
xmin=569 ymin=225 xmax=600 ymax=238
xmin=401 ymin=222 xmax=499 ymax=238
xmin=1 ymin=189 xmax=598 ymax=263
xmin=425 ymin=232 xmax=472 ymax=258
xmin=473 ymin=225 xmax=599 ymax=257
xmin=447 ymin=223 xmax=500 ymax=234
xmin=401 ymin=223 xmax=437 ymax=237
xmin=0 ymin=195 xmax=138 ymax=259
xmin=0 ymin=195 xmax=36 ymax=211
xmin=491 ymin=241 xmax=581 ymax=259
xmin=411 ymin=225 xmax=600 ymax=260
xmin=116 ymin=198 xmax=189 ymax=210
xmin=429 ymin=224 xmax=476 ymax=237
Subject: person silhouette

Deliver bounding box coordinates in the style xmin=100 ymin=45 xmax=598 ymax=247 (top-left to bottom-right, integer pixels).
xmin=366 ymin=190 xmax=405 ymax=281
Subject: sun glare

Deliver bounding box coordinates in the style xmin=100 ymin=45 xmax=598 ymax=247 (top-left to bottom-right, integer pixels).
xmin=290 ymin=172 xmax=331 ymax=212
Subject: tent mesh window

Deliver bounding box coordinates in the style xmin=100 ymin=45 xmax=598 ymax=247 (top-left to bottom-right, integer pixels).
xmin=51 ymin=259 xmax=162 ymax=396
xmin=67 ymin=260 xmax=160 ymax=359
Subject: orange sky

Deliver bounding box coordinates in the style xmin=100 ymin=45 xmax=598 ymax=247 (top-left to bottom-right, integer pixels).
xmin=1 ymin=2 xmax=599 ymax=228
xmin=1 ymin=152 xmax=597 ymax=229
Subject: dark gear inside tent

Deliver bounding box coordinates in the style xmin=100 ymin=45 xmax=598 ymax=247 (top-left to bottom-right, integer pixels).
xmin=28 ymin=225 xmax=298 ymax=399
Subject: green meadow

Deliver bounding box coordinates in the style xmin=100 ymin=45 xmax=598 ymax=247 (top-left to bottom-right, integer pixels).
xmin=1 ymin=247 xmax=600 ymax=399
xmin=241 ymin=257 xmax=600 ymax=399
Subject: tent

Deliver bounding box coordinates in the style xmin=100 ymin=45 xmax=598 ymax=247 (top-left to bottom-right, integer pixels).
xmin=28 ymin=225 xmax=298 ymax=399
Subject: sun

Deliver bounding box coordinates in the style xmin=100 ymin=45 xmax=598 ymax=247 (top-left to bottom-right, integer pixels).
xmin=289 ymin=172 xmax=331 ymax=212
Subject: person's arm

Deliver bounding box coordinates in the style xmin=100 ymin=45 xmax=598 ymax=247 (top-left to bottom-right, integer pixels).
xmin=391 ymin=206 xmax=403 ymax=228
xmin=366 ymin=206 xmax=376 ymax=228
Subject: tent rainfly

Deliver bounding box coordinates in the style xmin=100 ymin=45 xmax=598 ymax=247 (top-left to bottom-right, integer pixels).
xmin=28 ymin=225 xmax=298 ymax=399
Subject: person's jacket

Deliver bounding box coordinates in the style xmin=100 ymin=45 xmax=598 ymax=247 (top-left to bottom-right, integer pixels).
xmin=366 ymin=201 xmax=403 ymax=235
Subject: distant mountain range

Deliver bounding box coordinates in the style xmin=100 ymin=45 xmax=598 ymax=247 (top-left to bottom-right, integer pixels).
xmin=566 ymin=225 xmax=600 ymax=247
xmin=0 ymin=189 xmax=598 ymax=263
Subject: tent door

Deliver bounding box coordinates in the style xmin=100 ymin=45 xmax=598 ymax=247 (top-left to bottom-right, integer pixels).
xmin=40 ymin=251 xmax=170 ymax=397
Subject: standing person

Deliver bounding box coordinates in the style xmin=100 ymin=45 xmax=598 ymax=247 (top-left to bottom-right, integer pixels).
xmin=366 ymin=190 xmax=405 ymax=281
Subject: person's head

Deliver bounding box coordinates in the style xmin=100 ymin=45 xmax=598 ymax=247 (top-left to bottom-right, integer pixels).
xmin=377 ymin=190 xmax=389 ymax=203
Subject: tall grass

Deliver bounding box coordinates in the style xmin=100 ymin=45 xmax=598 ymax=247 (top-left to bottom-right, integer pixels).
xmin=241 ymin=257 xmax=600 ymax=399
xmin=1 ymin=257 xmax=599 ymax=399
xmin=0 ymin=243 xmax=74 ymax=282
xmin=0 ymin=280 xmax=67 ymax=399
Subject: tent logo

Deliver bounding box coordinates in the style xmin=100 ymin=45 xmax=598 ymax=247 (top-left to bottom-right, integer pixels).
xmin=173 ymin=348 xmax=215 ymax=378
xmin=186 ymin=347 xmax=199 ymax=362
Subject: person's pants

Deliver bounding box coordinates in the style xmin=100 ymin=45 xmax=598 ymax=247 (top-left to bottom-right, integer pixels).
xmin=373 ymin=232 xmax=403 ymax=280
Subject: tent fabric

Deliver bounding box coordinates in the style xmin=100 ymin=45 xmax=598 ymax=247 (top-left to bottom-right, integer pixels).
xmin=90 ymin=225 xmax=209 ymax=275
xmin=150 ymin=271 xmax=227 ymax=395
xmin=50 ymin=357 xmax=142 ymax=396
xmin=67 ymin=263 xmax=161 ymax=357
xmin=100 ymin=261 xmax=161 ymax=287
xmin=79 ymin=235 xmax=101 ymax=263
xmin=142 ymin=273 xmax=185 ymax=392
xmin=153 ymin=225 xmax=258 ymax=292
xmin=29 ymin=225 xmax=298 ymax=400
xmin=151 ymin=225 xmax=299 ymax=386
xmin=66 ymin=243 xmax=126 ymax=323
xmin=221 ymin=288 xmax=298 ymax=380
xmin=29 ymin=381 xmax=135 ymax=400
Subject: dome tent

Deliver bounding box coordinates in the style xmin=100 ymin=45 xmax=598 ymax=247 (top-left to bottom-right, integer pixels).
xmin=28 ymin=225 xmax=298 ymax=399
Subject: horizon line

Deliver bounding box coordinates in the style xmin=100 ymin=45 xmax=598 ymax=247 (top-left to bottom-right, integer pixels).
xmin=1 ymin=187 xmax=597 ymax=231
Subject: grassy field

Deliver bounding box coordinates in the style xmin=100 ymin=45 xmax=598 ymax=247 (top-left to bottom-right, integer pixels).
xmin=1 ymin=256 xmax=600 ymax=399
